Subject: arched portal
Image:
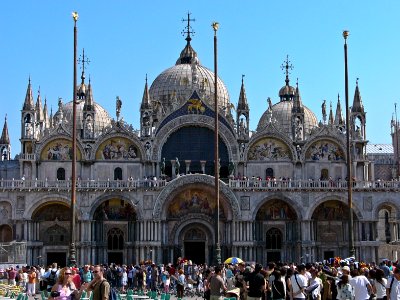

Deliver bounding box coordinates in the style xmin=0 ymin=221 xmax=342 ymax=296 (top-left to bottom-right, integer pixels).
xmin=93 ymin=198 xmax=137 ymax=265
xmin=182 ymin=226 xmax=209 ymax=265
xmin=32 ymin=202 xmax=71 ymax=267
xmin=255 ymin=199 xmax=298 ymax=263
xmin=311 ymin=200 xmax=358 ymax=260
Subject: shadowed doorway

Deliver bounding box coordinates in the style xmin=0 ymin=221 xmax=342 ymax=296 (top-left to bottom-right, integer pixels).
xmin=184 ymin=241 xmax=205 ymax=264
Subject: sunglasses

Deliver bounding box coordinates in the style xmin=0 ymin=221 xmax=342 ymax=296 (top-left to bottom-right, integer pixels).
xmin=65 ymin=273 xmax=72 ymax=275
xmin=93 ymin=271 xmax=99 ymax=273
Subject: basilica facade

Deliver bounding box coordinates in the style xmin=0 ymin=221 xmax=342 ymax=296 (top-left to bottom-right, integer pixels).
xmin=0 ymin=22 xmax=399 ymax=267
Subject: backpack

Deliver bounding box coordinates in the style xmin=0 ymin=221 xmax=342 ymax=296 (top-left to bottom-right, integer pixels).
xmin=100 ymin=279 xmax=117 ymax=300
xmin=47 ymin=270 xmax=57 ymax=286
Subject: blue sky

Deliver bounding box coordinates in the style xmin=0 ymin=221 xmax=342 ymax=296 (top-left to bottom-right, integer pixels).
xmin=1 ymin=1 xmax=398 ymax=156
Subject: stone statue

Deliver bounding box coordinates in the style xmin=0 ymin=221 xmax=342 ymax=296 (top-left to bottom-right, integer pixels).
xmin=160 ymin=157 xmax=166 ymax=175
xmin=175 ymin=157 xmax=180 ymax=175
xmin=267 ymin=97 xmax=273 ymax=111
xmin=116 ymin=96 xmax=122 ymax=121
xmin=228 ymin=161 xmax=236 ymax=176
xmin=145 ymin=142 xmax=152 ymax=160
xmin=322 ymin=100 xmax=327 ymax=123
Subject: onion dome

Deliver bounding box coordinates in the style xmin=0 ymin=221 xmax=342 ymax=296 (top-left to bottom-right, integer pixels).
xmin=149 ymin=14 xmax=230 ymax=113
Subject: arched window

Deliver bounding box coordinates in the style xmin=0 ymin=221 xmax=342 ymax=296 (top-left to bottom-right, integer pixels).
xmin=57 ymin=168 xmax=66 ymax=180
xmin=266 ymin=168 xmax=274 ymax=179
xmin=266 ymin=228 xmax=282 ymax=250
xmin=107 ymin=228 xmax=124 ymax=250
xmin=114 ymin=167 xmax=123 ymax=180
xmin=320 ymin=169 xmax=329 ymax=180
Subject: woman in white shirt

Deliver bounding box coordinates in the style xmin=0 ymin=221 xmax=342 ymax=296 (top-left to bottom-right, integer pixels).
xmin=373 ymin=269 xmax=387 ymax=300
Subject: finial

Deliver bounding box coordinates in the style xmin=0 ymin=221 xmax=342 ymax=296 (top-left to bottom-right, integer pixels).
xmin=145 ymin=73 xmax=148 ymax=84
xmin=88 ymin=75 xmax=91 ymax=85
xmin=182 ymin=12 xmax=195 ymax=43
xmin=5 ymin=114 xmax=7 ymax=122
xmin=38 ymin=86 xmax=40 ymax=96
xmin=356 ymin=77 xmax=359 ymax=86
xmin=343 ymin=30 xmax=349 ymax=42
xmin=242 ymin=74 xmax=245 ymax=84
xmin=212 ymin=22 xmax=219 ymax=33
xmin=72 ymin=11 xmax=79 ymax=23
xmin=281 ymin=55 xmax=293 ymax=86
xmin=296 ymin=78 xmax=299 ymax=89
xmin=78 ymin=48 xmax=90 ymax=83
xmin=28 ymin=75 xmax=31 ymax=85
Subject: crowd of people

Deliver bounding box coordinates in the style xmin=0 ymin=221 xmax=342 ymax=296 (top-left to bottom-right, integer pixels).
xmin=1 ymin=258 xmax=400 ymax=300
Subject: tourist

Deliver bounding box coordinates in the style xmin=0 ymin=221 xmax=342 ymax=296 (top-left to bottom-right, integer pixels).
xmin=27 ymin=267 xmax=37 ymax=296
xmin=48 ymin=267 xmax=83 ymax=300
xmin=248 ymin=264 xmax=266 ymax=300
xmin=176 ymin=269 xmax=186 ymax=299
xmin=373 ymin=269 xmax=387 ymax=300
xmin=349 ymin=269 xmax=372 ymax=300
xmin=386 ymin=267 xmax=400 ymax=300
xmin=85 ymin=265 xmax=111 ymax=300
xmin=336 ymin=274 xmax=353 ymax=300
xmin=209 ymin=266 xmax=227 ymax=300
xmin=290 ymin=265 xmax=308 ymax=300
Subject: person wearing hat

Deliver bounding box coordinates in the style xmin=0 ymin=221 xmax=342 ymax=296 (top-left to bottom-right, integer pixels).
xmin=247 ymin=264 xmax=266 ymax=300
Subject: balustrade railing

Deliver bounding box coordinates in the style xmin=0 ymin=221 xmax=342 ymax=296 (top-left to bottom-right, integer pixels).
xmin=0 ymin=179 xmax=166 ymax=190
xmin=0 ymin=178 xmax=398 ymax=191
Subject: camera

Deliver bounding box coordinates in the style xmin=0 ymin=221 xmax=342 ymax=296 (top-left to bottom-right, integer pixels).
xmin=50 ymin=291 xmax=61 ymax=298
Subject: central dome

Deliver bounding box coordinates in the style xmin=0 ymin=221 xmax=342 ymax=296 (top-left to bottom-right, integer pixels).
xmin=149 ymin=41 xmax=230 ymax=112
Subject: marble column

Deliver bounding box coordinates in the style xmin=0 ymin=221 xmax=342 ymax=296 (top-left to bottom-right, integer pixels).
xmin=200 ymin=161 xmax=206 ymax=174
xmin=185 ymin=160 xmax=191 ymax=174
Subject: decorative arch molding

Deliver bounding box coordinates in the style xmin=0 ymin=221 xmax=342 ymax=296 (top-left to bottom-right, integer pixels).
xmin=35 ymin=133 xmax=84 ymax=161
xmin=152 ymin=115 xmax=239 ymax=162
xmin=91 ymin=132 xmax=145 ymax=161
xmin=153 ymin=174 xmax=240 ymax=219
xmin=252 ymin=194 xmax=303 ymax=220
xmin=170 ymin=213 xmax=215 ymax=245
xmin=305 ymin=194 xmax=363 ymax=220
xmin=302 ymin=134 xmax=346 ymax=162
xmin=89 ymin=192 xmax=142 ymax=220
xmin=24 ymin=195 xmax=73 ymax=220
xmin=372 ymin=200 xmax=400 ymax=220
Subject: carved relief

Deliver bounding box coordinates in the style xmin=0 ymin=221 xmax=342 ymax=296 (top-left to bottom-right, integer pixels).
xmin=241 ymin=196 xmax=250 ymax=210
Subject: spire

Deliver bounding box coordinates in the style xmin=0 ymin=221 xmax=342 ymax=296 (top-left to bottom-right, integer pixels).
xmin=237 ymin=75 xmax=249 ymax=111
xmin=328 ymin=101 xmax=334 ymax=125
xmin=23 ymin=77 xmax=34 ymax=110
xmin=43 ymin=97 xmax=49 ymax=128
xmin=35 ymin=87 xmax=44 ymax=122
xmin=0 ymin=115 xmax=10 ymax=145
xmin=292 ymin=78 xmax=303 ymax=112
xmin=335 ymin=94 xmax=344 ymax=125
xmin=351 ymin=78 xmax=364 ymax=113
xmin=49 ymin=106 xmax=53 ymax=128
xmin=84 ymin=76 xmax=94 ymax=110
xmin=141 ymin=74 xmax=151 ymax=109
xmin=79 ymin=48 xmax=90 ymax=85
xmin=176 ymin=13 xmax=199 ymax=65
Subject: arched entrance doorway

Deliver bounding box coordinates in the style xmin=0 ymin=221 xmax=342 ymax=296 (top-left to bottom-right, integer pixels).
xmin=182 ymin=227 xmax=208 ymax=264
xmin=165 ymin=184 xmax=231 ymax=265
xmin=32 ymin=202 xmax=71 ymax=267
xmin=93 ymin=198 xmax=137 ymax=264
xmin=312 ymin=200 xmax=358 ymax=260
xmin=255 ymin=199 xmax=298 ymax=262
